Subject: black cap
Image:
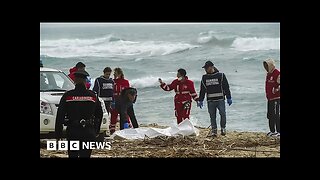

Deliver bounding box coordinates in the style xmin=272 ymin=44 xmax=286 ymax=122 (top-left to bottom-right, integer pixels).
xmin=202 ymin=61 xmax=214 ymax=68
xmin=74 ymin=70 xmax=89 ymax=79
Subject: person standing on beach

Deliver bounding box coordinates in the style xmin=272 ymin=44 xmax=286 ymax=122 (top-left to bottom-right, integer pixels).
xmin=263 ymin=58 xmax=280 ymax=137
xmin=159 ymin=68 xmax=199 ymax=124
xmin=55 ymin=70 xmax=103 ymax=158
xmin=68 ymin=62 xmax=92 ymax=89
xmin=198 ymin=61 xmax=232 ymax=138
xmin=93 ymin=67 xmax=114 ymax=114
xmin=109 ymin=67 xmax=130 ymax=135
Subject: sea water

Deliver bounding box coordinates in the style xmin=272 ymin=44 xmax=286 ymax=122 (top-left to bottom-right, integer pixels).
xmin=40 ymin=23 xmax=280 ymax=132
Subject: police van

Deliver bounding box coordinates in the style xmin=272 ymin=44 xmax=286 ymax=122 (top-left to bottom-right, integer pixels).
xmin=40 ymin=66 xmax=110 ymax=139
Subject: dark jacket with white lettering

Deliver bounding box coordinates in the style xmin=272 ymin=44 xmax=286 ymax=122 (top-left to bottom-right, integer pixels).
xmin=92 ymin=76 xmax=114 ymax=102
xmin=55 ymin=84 xmax=103 ymax=139
xmin=199 ymin=71 xmax=231 ymax=101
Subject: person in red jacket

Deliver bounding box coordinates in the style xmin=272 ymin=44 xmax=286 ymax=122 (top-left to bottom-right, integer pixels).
xmin=68 ymin=62 xmax=91 ymax=89
xmin=109 ymin=67 xmax=130 ymax=135
xmin=263 ymin=58 xmax=280 ymax=137
xmin=159 ymin=68 xmax=199 ymax=124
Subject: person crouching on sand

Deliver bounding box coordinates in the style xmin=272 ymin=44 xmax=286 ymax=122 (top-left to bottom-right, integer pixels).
xmin=115 ymin=87 xmax=139 ymax=130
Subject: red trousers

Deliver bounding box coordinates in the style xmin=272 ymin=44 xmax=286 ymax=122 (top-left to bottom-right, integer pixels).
xmin=174 ymin=101 xmax=191 ymax=124
xmin=109 ymin=108 xmax=131 ymax=134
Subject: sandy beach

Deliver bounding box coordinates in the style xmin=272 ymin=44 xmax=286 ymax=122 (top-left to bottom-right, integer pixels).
xmin=40 ymin=123 xmax=280 ymax=158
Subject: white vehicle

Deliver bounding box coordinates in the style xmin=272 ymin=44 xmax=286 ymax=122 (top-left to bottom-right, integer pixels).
xmin=40 ymin=67 xmax=109 ymax=139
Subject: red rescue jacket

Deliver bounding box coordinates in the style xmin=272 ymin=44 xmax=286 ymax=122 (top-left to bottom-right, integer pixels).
xmin=160 ymin=76 xmax=199 ymax=103
xmin=68 ymin=67 xmax=91 ymax=89
xmin=264 ymin=60 xmax=280 ymax=101
xmin=113 ymin=77 xmax=130 ymax=99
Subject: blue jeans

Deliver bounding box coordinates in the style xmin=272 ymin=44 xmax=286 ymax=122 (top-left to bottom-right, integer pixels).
xmin=207 ymin=100 xmax=226 ymax=129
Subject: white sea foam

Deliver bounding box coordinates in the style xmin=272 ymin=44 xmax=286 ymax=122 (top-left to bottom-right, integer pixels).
xmin=40 ymin=35 xmax=199 ymax=58
xmin=231 ymin=37 xmax=280 ymax=51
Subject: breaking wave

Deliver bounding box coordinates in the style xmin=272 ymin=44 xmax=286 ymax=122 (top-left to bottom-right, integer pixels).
xmin=197 ymin=31 xmax=279 ymax=51
xmin=231 ymin=37 xmax=280 ymax=51
xmin=40 ymin=34 xmax=199 ymax=58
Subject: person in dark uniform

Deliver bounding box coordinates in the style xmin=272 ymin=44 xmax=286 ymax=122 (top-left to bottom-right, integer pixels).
xmin=198 ymin=60 xmax=232 ymax=138
xmin=92 ymin=67 xmax=114 ymax=114
xmin=115 ymin=87 xmax=139 ymax=130
xmin=55 ymin=70 xmax=103 ymax=158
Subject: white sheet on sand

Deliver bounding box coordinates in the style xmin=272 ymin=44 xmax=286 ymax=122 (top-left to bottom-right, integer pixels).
xmin=111 ymin=119 xmax=199 ymax=140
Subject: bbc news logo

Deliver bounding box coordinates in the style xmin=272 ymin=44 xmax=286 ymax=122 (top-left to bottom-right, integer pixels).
xmin=47 ymin=141 xmax=112 ymax=150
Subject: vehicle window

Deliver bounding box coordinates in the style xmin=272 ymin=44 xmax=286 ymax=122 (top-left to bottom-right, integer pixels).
xmin=40 ymin=71 xmax=74 ymax=92
xmin=53 ymin=73 xmax=64 ymax=88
